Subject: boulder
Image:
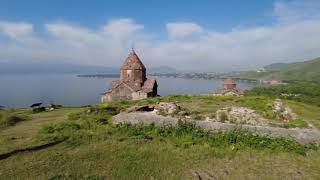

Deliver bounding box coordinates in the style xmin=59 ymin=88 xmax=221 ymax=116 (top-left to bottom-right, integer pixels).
xmin=273 ymin=98 xmax=283 ymax=113
xmin=272 ymin=98 xmax=297 ymax=121
xmin=155 ymin=102 xmax=179 ymax=115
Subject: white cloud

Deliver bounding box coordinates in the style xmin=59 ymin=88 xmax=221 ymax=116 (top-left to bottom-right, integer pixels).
xmin=46 ymin=23 xmax=98 ymax=42
xmin=0 ymin=21 xmax=34 ymax=40
xmin=103 ymin=18 xmax=144 ymax=40
xmin=0 ymin=1 xmax=320 ymax=71
xmin=274 ymin=0 xmax=320 ymax=23
xmin=166 ymin=22 xmax=204 ymax=39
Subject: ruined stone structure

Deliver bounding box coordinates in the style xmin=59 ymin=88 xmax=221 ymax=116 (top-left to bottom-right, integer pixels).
xmin=101 ymin=50 xmax=158 ymax=102
xmin=223 ymin=78 xmax=237 ymax=89
xmin=213 ymin=78 xmax=244 ymax=96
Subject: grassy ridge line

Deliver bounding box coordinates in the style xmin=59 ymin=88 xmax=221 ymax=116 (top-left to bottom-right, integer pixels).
xmin=237 ymin=57 xmax=320 ymax=82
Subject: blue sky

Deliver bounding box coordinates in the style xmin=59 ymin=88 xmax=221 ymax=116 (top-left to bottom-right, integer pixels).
xmin=0 ymin=0 xmax=275 ymax=31
xmin=0 ymin=0 xmax=320 ymax=71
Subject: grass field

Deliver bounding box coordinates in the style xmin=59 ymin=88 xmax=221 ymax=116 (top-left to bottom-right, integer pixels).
xmin=0 ymin=95 xmax=320 ymax=179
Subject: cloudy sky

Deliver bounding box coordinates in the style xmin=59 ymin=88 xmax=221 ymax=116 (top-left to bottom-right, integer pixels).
xmin=0 ymin=0 xmax=320 ymax=72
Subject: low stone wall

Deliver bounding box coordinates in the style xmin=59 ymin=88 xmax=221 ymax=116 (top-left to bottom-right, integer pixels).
xmin=113 ymin=112 xmax=320 ymax=145
xmin=113 ymin=112 xmax=179 ymax=126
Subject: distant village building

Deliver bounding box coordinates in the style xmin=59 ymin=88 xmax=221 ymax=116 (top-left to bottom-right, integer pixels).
xmin=213 ymin=78 xmax=244 ymax=96
xmin=261 ymin=79 xmax=286 ymax=85
xmin=260 ymin=76 xmax=287 ymax=85
xmin=101 ymin=50 xmax=158 ymax=102
xmin=256 ymin=67 xmax=266 ymax=72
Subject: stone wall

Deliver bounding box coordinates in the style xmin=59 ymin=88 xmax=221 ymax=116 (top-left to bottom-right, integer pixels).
xmin=102 ymin=84 xmax=134 ymax=102
xmin=223 ymin=84 xmax=236 ymax=89
xmin=132 ymin=91 xmax=148 ymax=100
xmin=120 ymin=69 xmax=146 ymax=82
xmin=113 ymin=112 xmax=320 ymax=145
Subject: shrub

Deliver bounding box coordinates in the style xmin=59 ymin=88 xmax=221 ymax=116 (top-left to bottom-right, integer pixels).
xmin=192 ymin=114 xmax=204 ymax=120
xmin=277 ymin=119 xmax=309 ymax=129
xmin=158 ymin=109 xmax=167 ymax=116
xmin=33 ymin=107 xmax=46 ymax=113
xmin=6 ymin=115 xmax=26 ymax=125
xmin=39 ymin=121 xmax=95 ymax=143
xmin=96 ymin=102 xmax=109 ymax=108
xmin=218 ymin=112 xmax=228 ymax=122
xmin=0 ymin=114 xmax=28 ymax=127
xmin=191 ymin=111 xmax=204 ymax=120
xmin=208 ymin=113 xmax=216 ymax=119
xmin=68 ymin=112 xmax=82 ymax=120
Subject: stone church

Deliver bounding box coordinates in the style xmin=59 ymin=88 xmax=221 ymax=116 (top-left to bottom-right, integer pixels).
xmin=101 ymin=50 xmax=158 ymax=102
xmin=213 ymin=78 xmax=244 ymax=96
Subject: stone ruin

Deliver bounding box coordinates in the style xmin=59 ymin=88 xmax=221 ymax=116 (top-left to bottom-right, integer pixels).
xmin=118 ymin=99 xmax=299 ymax=128
xmin=121 ymin=102 xmax=269 ymax=126
xmin=272 ymin=98 xmax=297 ymax=121
xmin=123 ymin=102 xmax=185 ymax=117
xmin=112 ymin=102 xmax=320 ymax=145
xmin=213 ymin=78 xmax=244 ymax=96
xmin=215 ymin=106 xmax=268 ymax=126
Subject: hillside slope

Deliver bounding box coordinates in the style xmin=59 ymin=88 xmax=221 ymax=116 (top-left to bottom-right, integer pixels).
xmin=1 ymin=95 xmax=320 ymax=179
xmin=238 ymin=57 xmax=320 ymax=82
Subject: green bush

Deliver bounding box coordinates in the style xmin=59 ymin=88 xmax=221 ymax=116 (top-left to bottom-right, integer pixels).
xmin=0 ymin=114 xmax=29 ymax=127
xmin=191 ymin=111 xmax=204 ymax=120
xmin=68 ymin=112 xmax=82 ymax=120
xmin=218 ymin=112 xmax=228 ymax=122
xmin=245 ymin=81 xmax=320 ymax=106
xmin=277 ymin=119 xmax=309 ymax=129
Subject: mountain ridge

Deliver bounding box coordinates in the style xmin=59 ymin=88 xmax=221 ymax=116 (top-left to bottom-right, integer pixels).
xmin=237 ymin=57 xmax=320 ymax=82
xmin=0 ymin=62 xmax=177 ymax=74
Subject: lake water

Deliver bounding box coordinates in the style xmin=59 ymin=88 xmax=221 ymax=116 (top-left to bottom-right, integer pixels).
xmin=0 ymin=74 xmax=257 ymax=108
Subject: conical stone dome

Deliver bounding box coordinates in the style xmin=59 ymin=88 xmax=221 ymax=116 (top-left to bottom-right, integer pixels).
xmin=120 ymin=51 xmax=146 ymax=70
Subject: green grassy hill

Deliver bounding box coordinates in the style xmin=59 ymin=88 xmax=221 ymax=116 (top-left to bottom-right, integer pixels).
xmin=1 ymin=95 xmax=320 ymax=179
xmin=238 ymin=57 xmax=320 ymax=82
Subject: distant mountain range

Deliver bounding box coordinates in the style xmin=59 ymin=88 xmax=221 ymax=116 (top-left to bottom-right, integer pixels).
xmin=0 ymin=62 xmax=177 ymax=74
xmin=0 ymin=63 xmax=118 ymax=74
xmin=237 ymin=57 xmax=320 ymax=82
xmin=263 ymin=63 xmax=289 ymax=70
xmin=148 ymin=66 xmax=177 ymax=74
